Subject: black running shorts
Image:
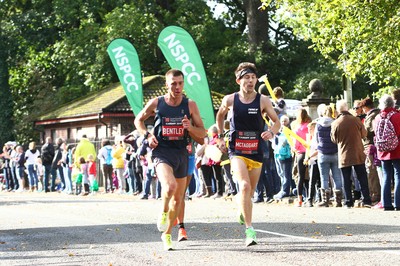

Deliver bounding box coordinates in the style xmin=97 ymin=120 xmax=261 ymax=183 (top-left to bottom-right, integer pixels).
xmin=152 ymin=147 xmax=188 ymax=179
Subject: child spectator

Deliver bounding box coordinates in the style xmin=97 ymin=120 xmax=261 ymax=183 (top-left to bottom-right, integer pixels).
xmin=78 ymin=156 xmax=89 ymax=196
xmin=36 ymin=157 xmax=44 ymax=192
xmin=87 ymin=154 xmax=98 ymax=195
xmin=273 ymin=86 xmax=287 ymax=117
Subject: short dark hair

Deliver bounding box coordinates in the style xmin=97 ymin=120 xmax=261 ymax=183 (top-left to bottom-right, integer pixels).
xmin=235 ymin=62 xmax=257 ymax=80
xmin=79 ymin=156 xmax=86 ymax=164
xmin=102 ymin=139 xmax=111 ymax=147
xmin=359 ymin=97 xmax=374 ymax=108
xmin=165 ymin=69 xmax=184 ymax=79
xmin=392 ymin=88 xmax=400 ymax=101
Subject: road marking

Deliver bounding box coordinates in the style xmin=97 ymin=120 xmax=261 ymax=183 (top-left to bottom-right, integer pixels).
xmin=255 ymin=229 xmax=321 ymax=242
xmin=382 ymin=250 xmax=400 ymax=255
xmin=256 ymin=229 xmax=400 ymax=256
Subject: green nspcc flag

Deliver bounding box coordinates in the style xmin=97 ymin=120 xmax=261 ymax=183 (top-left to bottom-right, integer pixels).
xmin=158 ymin=26 xmax=215 ymax=129
xmin=107 ymin=39 xmax=143 ymax=116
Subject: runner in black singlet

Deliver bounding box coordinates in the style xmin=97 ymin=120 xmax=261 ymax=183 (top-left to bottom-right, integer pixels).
xmin=134 ymin=69 xmax=205 ymax=251
xmin=216 ymin=62 xmax=281 ymax=246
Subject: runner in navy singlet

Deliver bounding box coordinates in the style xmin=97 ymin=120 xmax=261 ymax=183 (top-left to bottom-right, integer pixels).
xmin=216 ymin=62 xmax=280 ymax=246
xmin=134 ymin=69 xmax=205 ymax=251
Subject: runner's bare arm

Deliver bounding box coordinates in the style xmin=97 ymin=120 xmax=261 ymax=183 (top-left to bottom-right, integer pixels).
xmin=185 ymin=100 xmax=206 ymax=144
xmin=260 ymin=95 xmax=280 ymax=139
xmin=134 ymin=98 xmax=158 ymax=135
xmin=216 ymin=94 xmax=233 ymax=136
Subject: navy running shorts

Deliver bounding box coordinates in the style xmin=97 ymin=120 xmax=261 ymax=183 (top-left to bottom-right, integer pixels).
xmin=152 ymin=147 xmax=188 ymax=179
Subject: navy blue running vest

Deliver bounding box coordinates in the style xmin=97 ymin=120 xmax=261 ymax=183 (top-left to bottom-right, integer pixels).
xmin=153 ymin=96 xmax=190 ymax=149
xmin=229 ymin=92 xmax=265 ymax=162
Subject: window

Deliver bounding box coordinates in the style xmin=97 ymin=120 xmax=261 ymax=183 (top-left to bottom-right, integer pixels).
xmin=96 ymin=125 xmax=101 ymax=140
xmin=51 ymin=129 xmax=56 ymax=141
xmin=76 ymin=127 xmax=82 ymax=142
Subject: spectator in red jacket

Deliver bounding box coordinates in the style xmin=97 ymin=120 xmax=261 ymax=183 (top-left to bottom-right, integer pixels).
xmin=375 ymin=94 xmax=400 ymax=211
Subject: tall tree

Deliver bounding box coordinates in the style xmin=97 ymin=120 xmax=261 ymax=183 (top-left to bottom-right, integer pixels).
xmin=0 ymin=2 xmax=16 ymax=146
xmin=262 ymin=0 xmax=400 ymax=86
xmin=0 ymin=42 xmax=15 ymax=146
xmin=244 ymin=0 xmax=269 ymax=55
xmin=212 ymin=0 xmax=270 ymax=56
xmin=211 ymin=0 xmax=345 ymax=97
xmin=7 ymin=0 xmax=378 ymax=144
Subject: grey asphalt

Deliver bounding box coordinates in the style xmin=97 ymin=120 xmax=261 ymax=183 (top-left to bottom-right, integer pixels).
xmin=1 ymin=192 xmax=399 ymax=266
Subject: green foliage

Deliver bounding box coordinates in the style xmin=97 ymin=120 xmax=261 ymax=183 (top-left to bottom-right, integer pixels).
xmin=265 ymin=0 xmax=400 ymax=86
xmin=102 ymin=4 xmax=163 ymax=77
xmin=209 ymin=0 xmax=351 ymax=99
xmin=0 ymin=58 xmax=15 ymax=146
xmin=3 ymin=0 xmax=380 ymax=145
xmin=371 ymin=86 xmax=396 ymax=102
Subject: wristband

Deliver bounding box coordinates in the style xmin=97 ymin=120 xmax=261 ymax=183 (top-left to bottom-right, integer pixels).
xmin=268 ymin=130 xmax=274 ymax=137
xmin=144 ymin=131 xmax=150 ymax=139
xmin=218 ymin=133 xmax=224 ymax=139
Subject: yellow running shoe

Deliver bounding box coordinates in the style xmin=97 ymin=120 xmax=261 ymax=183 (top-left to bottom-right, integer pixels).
xmin=157 ymin=212 xmax=168 ymax=232
xmin=161 ymin=233 xmax=173 ymax=251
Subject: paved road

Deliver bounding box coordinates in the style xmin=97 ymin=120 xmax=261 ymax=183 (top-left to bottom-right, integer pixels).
xmin=0 ymin=192 xmax=399 ymax=266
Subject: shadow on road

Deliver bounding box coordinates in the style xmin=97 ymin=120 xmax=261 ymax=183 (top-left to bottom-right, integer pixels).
xmin=1 ymin=221 xmax=399 ymax=253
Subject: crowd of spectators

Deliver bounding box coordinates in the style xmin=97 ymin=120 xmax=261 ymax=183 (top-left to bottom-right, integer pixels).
xmin=1 ymin=88 xmax=400 ymax=211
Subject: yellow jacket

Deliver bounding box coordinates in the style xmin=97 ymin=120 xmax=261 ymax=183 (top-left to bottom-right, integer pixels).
xmin=112 ymin=145 xmax=125 ymax=169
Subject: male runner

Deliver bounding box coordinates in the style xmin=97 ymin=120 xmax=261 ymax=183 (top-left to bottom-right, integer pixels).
xmin=216 ymin=62 xmax=280 ymax=246
xmin=175 ymin=140 xmax=196 ymax=242
xmin=134 ymin=69 xmax=205 ymax=250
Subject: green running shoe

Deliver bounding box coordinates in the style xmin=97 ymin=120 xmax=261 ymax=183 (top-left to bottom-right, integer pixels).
xmin=238 ymin=213 xmax=245 ymax=225
xmin=161 ymin=233 xmax=173 ymax=251
xmin=245 ymin=227 xmax=257 ymax=247
xmin=157 ymin=212 xmax=168 ymax=232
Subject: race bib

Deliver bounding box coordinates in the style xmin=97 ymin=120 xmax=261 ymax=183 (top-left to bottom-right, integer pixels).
xmin=162 ymin=117 xmax=185 ymax=140
xmin=234 ymin=131 xmax=259 ymax=155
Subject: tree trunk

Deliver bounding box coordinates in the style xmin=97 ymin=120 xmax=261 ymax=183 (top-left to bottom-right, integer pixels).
xmin=156 ymin=0 xmax=175 ymax=12
xmin=243 ymin=0 xmax=269 ymax=56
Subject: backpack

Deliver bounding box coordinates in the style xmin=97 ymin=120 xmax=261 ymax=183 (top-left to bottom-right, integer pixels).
xmin=105 ymin=147 xmax=113 ymax=165
xmin=374 ymin=111 xmax=399 ymax=152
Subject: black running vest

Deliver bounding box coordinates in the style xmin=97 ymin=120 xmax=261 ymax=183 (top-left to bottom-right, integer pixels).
xmin=228 ymin=92 xmax=265 ymax=162
xmin=153 ymin=96 xmax=190 ymax=149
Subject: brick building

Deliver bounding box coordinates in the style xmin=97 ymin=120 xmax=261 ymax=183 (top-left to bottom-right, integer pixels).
xmin=34 ymin=75 xmax=223 ymax=144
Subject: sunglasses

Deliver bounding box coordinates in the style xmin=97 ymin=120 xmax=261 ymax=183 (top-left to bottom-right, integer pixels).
xmin=353 ymin=106 xmax=361 ymax=110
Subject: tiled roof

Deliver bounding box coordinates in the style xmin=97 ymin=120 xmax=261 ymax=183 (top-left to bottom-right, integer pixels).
xmin=37 ymin=75 xmax=223 ymax=121
xmin=210 ymin=91 xmax=224 ymax=110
